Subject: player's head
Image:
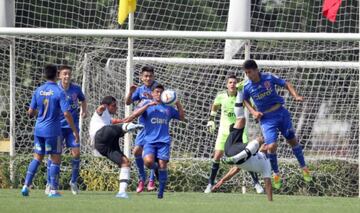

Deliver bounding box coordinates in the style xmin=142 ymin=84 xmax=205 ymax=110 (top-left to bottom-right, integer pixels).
xmin=141 ymin=65 xmax=155 ymax=87
xmin=44 ymin=64 xmax=58 ymax=81
xmin=226 ymin=74 xmax=238 ymax=93
xmin=243 ymin=59 xmax=260 ymax=81
xmin=58 ymin=65 xmax=72 ymax=84
xmin=152 ymin=84 xmax=165 ymax=102
xmin=101 ymin=96 xmax=118 ymax=114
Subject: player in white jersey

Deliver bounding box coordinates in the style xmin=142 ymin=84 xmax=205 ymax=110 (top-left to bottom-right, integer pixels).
xmin=89 ymin=96 xmax=143 ymax=198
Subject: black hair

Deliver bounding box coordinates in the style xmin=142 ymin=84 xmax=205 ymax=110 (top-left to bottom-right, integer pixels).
xmin=101 ymin=96 xmax=117 ymax=105
xmin=141 ymin=65 xmax=154 ymax=74
xmin=44 ymin=64 xmax=58 ymax=80
xmin=243 ymin=59 xmax=258 ymax=70
xmin=58 ymin=65 xmax=72 ymax=72
xmin=152 ymin=84 xmax=165 ymax=91
xmin=227 ymin=74 xmax=237 ymax=80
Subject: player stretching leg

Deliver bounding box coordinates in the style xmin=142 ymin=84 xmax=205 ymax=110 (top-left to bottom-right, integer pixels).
xmin=45 ymin=65 xmax=87 ymax=195
xmin=242 ymin=59 xmax=312 ymax=189
xmin=89 ymin=96 xmax=143 ymax=199
xmin=204 ymin=75 xmax=263 ymax=194
xmin=22 ymin=64 xmax=79 ymax=197
xmin=125 ymin=65 xmax=158 ymax=192
xmin=122 ymin=85 xmax=185 ymax=199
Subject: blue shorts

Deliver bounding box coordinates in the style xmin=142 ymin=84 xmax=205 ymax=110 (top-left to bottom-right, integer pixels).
xmin=134 ymin=129 xmax=146 ymax=147
xmin=61 ymin=128 xmax=80 ymax=148
xmin=260 ymin=107 xmax=295 ymax=145
xmin=143 ymin=142 xmax=170 ymax=161
xmin=34 ymin=135 xmax=62 ymax=155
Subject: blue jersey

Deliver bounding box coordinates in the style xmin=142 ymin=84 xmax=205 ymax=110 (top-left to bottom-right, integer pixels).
xmin=29 ymin=81 xmax=70 ymax=137
xmin=243 ymin=72 xmax=286 ymax=113
xmin=58 ymin=82 xmax=85 ymax=129
xmin=131 ymin=81 xmax=158 ymax=102
xmin=141 ymin=101 xmax=180 ymax=144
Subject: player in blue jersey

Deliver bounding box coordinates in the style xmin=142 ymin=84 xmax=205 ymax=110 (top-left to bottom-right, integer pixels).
xmin=242 ymin=59 xmax=312 ymax=189
xmin=122 ymin=84 xmax=185 ymax=199
xmin=125 ymin=65 xmax=158 ymax=193
xmin=21 ymin=64 xmax=79 ymax=198
xmin=45 ymin=65 xmax=87 ymax=195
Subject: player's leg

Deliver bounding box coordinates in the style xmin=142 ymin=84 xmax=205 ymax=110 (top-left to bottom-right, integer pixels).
xmin=22 ymin=136 xmax=45 ymax=196
xmin=147 ymin=168 xmax=156 ymax=191
xmin=260 ymin=116 xmax=281 ymax=189
xmin=261 ymin=152 xmax=273 ymax=201
xmin=66 ymin=128 xmax=81 ymax=195
xmin=47 ymin=136 xmax=63 ymax=197
xmin=205 ymin=133 xmax=226 ymax=193
xmin=133 ymin=145 xmax=146 ymax=193
xmin=156 ymin=143 xmax=170 ymax=199
xmin=280 ymin=109 xmax=312 ymax=182
xmin=106 ymin=149 xmax=130 ymax=198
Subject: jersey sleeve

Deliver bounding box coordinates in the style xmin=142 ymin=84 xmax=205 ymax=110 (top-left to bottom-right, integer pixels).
xmin=213 ymin=93 xmax=222 ymax=106
xmin=271 ymin=74 xmax=286 ymax=87
xmin=170 ymin=106 xmax=180 ymax=120
xmin=59 ymin=91 xmax=71 ymax=113
xmin=29 ymin=90 xmax=37 ymax=110
xmin=131 ymin=88 xmax=141 ymax=102
xmin=77 ymin=87 xmax=86 ymax=102
xmin=243 ymin=86 xmax=250 ymax=101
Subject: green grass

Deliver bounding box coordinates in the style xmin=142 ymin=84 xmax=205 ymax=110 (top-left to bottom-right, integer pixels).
xmin=0 ymin=189 xmax=359 ymax=213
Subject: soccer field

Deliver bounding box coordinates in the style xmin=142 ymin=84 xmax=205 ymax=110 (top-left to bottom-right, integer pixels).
xmin=0 ymin=189 xmax=358 ymax=213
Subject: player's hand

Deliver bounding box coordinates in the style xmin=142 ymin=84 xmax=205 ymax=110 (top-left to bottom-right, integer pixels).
xmin=73 ymin=131 xmax=80 ymax=144
xmin=81 ymin=111 xmax=88 ymax=118
xmin=206 ymin=120 xmax=216 ymax=133
xmin=252 ymin=111 xmax=263 ymax=120
xmin=212 ymin=180 xmax=224 ymax=192
xmin=112 ymin=118 xmax=123 ymax=124
xmin=294 ymin=96 xmax=304 ymax=102
xmin=129 ymin=85 xmax=137 ymax=93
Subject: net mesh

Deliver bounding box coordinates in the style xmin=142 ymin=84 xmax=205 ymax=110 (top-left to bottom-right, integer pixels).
xmin=0 ymin=0 xmax=358 ymax=196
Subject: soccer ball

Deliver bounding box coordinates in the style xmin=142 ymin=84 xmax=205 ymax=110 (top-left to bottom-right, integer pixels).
xmin=161 ymin=89 xmax=177 ymax=105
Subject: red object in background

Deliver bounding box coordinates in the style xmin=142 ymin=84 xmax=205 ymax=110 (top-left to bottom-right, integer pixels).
xmin=322 ymin=0 xmax=343 ymax=22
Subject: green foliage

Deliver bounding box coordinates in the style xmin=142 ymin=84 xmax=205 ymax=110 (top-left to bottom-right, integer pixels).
xmin=0 ymin=154 xmax=358 ymax=197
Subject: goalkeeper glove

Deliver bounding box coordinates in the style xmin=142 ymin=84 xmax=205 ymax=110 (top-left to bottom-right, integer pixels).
xmin=206 ymin=120 xmax=216 ymax=133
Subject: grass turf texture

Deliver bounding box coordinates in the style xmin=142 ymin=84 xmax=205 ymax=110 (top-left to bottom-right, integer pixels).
xmin=0 ymin=189 xmax=359 ymax=213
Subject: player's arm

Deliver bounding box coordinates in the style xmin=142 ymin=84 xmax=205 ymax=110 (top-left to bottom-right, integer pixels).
xmin=175 ymin=101 xmax=185 ymax=121
xmin=243 ymin=99 xmax=263 ymax=120
xmin=284 ymin=82 xmax=303 ymax=102
xmin=121 ymin=101 xmax=158 ymax=123
xmin=80 ymin=100 xmax=88 ymax=118
xmin=211 ymin=166 xmax=240 ymax=191
xmin=28 ymin=91 xmax=38 ymax=118
xmin=207 ymin=104 xmax=220 ymax=133
xmin=60 ymin=92 xmax=79 ymax=142
xmin=125 ymin=85 xmax=138 ymax=105
xmin=264 ymin=177 xmax=273 ymax=201
xmin=234 ymin=90 xmax=246 ymax=129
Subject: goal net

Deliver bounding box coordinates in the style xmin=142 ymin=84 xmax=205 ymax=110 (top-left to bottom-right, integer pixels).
xmin=0 ymin=0 xmax=358 ymax=196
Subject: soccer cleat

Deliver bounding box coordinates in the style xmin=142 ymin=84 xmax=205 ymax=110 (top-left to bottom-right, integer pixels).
xmin=204 ymin=184 xmax=212 ymax=193
xmin=48 ymin=190 xmax=62 ymax=198
xmin=44 ymin=183 xmax=50 ymax=195
xmin=221 ymin=157 xmax=235 ymax=165
xmin=147 ymin=180 xmax=156 ymax=191
xmin=157 ymin=193 xmax=164 ymax=199
xmin=272 ymin=174 xmax=282 ymax=189
xmin=136 ymin=180 xmax=145 ymax=193
xmin=21 ymin=185 xmax=29 ymax=196
xmin=70 ymin=181 xmax=79 ymax=195
xmin=254 ymin=183 xmax=264 ymax=194
xmin=302 ymin=168 xmax=313 ymax=182
xmin=115 ymin=192 xmax=129 ymax=199
xmin=123 ymin=123 xmax=144 ymax=132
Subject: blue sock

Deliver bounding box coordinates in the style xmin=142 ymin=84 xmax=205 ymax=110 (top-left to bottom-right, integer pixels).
xmin=71 ymin=158 xmax=80 ymax=183
xmin=158 ymin=169 xmax=168 ymax=197
xmin=149 ymin=169 xmax=155 ymax=181
xmin=135 ymin=156 xmax=146 ymax=182
xmin=248 ymin=171 xmax=259 ymax=185
xmin=24 ymin=159 xmax=41 ymax=186
xmin=50 ymin=163 xmax=61 ymax=190
xmin=47 ymin=158 xmax=52 ymax=184
xmin=209 ymin=160 xmax=220 ymax=185
xmin=267 ymin=153 xmax=279 ymax=174
xmin=292 ymin=144 xmax=306 ymax=168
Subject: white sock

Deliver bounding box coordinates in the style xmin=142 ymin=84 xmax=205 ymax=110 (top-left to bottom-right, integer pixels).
xmin=119 ymin=167 xmax=130 ymax=193
xmin=232 ymin=139 xmax=260 ymax=163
